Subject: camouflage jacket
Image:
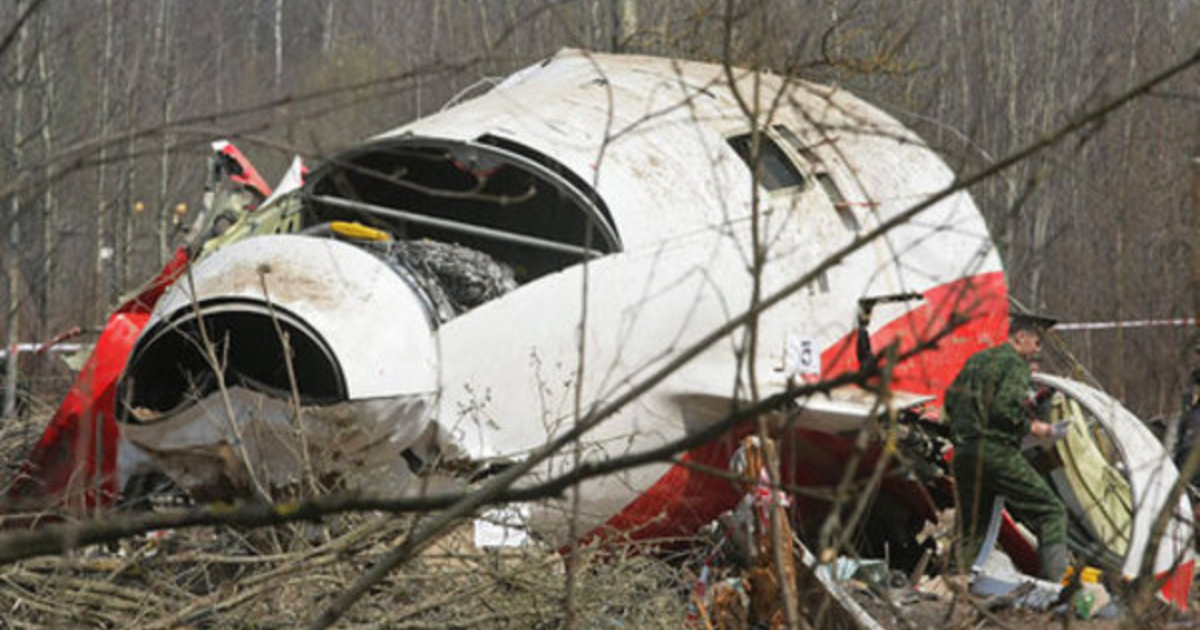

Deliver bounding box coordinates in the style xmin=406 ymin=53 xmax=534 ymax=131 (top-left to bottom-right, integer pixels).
xmin=946 ymin=343 xmax=1031 ymax=449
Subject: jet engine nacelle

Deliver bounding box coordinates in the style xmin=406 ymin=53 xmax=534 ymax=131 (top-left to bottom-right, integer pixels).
xmin=119 ymin=235 xmax=438 ymax=498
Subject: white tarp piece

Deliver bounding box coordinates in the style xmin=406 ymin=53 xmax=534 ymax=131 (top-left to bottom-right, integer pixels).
xmin=969 ymin=497 xmax=1063 ymax=610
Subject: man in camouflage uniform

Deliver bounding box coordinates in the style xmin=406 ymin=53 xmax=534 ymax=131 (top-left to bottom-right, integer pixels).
xmin=946 ymin=313 xmax=1069 ymax=581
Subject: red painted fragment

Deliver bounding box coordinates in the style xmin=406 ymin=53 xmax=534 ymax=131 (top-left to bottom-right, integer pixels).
xmin=216 ymin=142 xmax=273 ymax=201
xmin=5 ymin=248 xmax=189 ymax=512
xmin=1158 ymin=558 xmax=1193 ymax=611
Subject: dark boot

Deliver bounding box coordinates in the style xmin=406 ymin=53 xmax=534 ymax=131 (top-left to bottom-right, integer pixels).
xmin=1039 ymin=542 xmax=1069 ymax=582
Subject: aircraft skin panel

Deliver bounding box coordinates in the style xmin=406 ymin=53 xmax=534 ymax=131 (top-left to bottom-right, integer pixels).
xmin=120 ymin=386 xmax=435 ymax=500
xmin=382 ymin=49 xmax=998 ymax=274
xmin=822 ymin=271 xmax=1010 ymax=402
xmin=576 ymin=271 xmax=1005 ymax=549
xmin=439 ymin=249 xmax=1007 ymax=539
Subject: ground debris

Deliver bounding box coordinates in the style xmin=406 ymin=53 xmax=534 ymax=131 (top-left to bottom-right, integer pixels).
xmin=0 ymin=515 xmax=690 ymax=629
xmin=0 ymin=416 xmax=692 ymax=629
xmin=1 ymin=414 xmax=1199 ymax=630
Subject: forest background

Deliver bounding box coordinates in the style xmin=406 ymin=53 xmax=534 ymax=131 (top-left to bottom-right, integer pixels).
xmin=1 ymin=0 xmax=1198 ymax=420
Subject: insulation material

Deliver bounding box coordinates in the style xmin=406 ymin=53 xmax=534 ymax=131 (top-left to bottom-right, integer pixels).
xmin=391 ymin=240 xmax=518 ymax=321
xmin=1050 ymin=395 xmax=1132 ymax=557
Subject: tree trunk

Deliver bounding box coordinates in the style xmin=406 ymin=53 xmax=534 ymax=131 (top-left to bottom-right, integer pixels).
xmin=1028 ymin=1 xmax=1063 ymax=309
xmin=36 ymin=7 xmax=56 ymax=329
xmin=96 ymin=0 xmax=114 ymax=310
xmin=273 ymin=0 xmax=282 ymax=92
xmin=120 ymin=111 xmax=138 ymax=300
xmin=612 ymin=0 xmax=637 ymax=52
xmin=117 ymin=6 xmax=145 ymax=305
xmin=4 ymin=0 xmax=28 ymax=419
xmin=215 ymin=0 xmax=224 ymax=111
xmin=322 ymin=0 xmax=335 ymax=55
xmin=477 ymin=0 xmax=492 ymax=54
xmin=1113 ymin=0 xmax=1143 ymax=401
xmin=155 ymin=0 xmax=176 ymax=267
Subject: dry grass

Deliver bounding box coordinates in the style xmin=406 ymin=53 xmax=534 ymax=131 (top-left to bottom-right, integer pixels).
xmin=0 ymin=412 xmax=690 ymax=629
xmin=0 ymin=515 xmax=689 ymax=629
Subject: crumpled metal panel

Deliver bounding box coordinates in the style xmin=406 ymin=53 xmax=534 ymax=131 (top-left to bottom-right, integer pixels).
xmin=121 ymin=386 xmax=434 ymax=498
xmin=1034 ymin=373 xmax=1194 ymax=587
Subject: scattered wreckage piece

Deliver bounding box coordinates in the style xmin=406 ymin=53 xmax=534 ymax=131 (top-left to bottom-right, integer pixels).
xmin=1034 ymin=373 xmax=1194 ymax=596
xmin=4 ymin=249 xmax=191 ymax=510
xmin=969 ymin=495 xmax=1067 ymax=611
xmin=692 ymin=435 xmax=889 ymax=630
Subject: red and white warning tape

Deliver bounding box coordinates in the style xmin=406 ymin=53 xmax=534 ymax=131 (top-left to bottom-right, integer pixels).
xmin=1055 ymin=317 xmax=1200 ymax=331
xmin=0 ymin=342 xmax=83 ymax=360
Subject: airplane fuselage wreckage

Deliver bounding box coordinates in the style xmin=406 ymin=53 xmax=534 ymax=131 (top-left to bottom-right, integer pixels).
xmin=6 ymin=50 xmax=1194 ymax=606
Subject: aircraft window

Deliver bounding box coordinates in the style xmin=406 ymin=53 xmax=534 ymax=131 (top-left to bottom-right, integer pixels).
xmin=772 ymin=125 xmax=861 ymax=232
xmin=773 ymin=125 xmax=824 ymax=166
xmin=727 ymin=133 xmax=805 ymax=191
xmin=817 ymin=173 xmax=860 ymax=232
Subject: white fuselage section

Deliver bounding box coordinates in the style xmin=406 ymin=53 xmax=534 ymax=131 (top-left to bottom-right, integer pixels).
xmin=121 ymin=50 xmax=1004 ymax=541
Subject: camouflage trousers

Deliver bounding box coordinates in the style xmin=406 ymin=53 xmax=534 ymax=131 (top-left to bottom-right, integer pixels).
xmin=952 ymin=440 xmax=1067 ymax=571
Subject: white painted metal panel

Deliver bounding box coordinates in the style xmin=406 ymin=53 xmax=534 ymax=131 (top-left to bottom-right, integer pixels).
xmin=1034 ymin=373 xmax=1195 ymax=581
xmin=151 ymin=235 xmax=439 ymax=400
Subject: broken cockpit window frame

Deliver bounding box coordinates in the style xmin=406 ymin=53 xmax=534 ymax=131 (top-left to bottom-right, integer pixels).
xmin=728 ymin=126 xmax=862 ymax=234
xmin=302 ymin=135 xmax=622 ymax=282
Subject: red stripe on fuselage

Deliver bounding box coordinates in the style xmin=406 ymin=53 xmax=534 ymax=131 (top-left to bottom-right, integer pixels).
xmin=821 ymin=271 xmax=1009 ymax=406
xmin=594 ymin=272 xmax=1009 ymax=542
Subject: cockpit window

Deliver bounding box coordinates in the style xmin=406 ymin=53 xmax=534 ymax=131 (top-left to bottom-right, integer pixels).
xmin=304 ymin=136 xmax=620 ymax=282
xmin=727 ymin=133 xmax=806 ymax=191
